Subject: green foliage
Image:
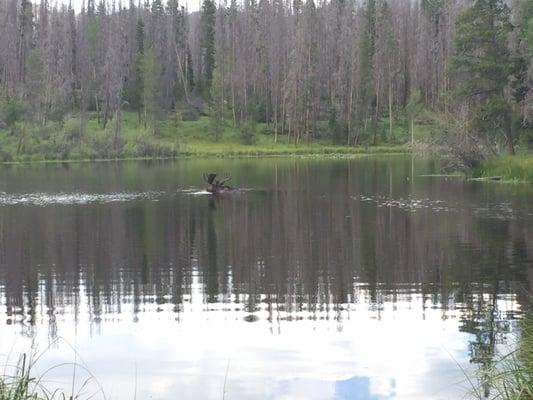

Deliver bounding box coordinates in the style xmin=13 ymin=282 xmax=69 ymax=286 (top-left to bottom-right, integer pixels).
xmin=450 ymin=0 xmax=515 ymax=151
xmin=180 ymin=107 xmax=201 ymax=121
xmin=472 ymin=97 xmax=511 ymax=138
xmin=186 ymin=47 xmax=195 ymax=89
xmin=511 ymin=56 xmax=529 ymax=104
xmin=201 ymin=0 xmax=216 ymax=97
xmin=26 ymin=49 xmax=45 ymax=121
xmin=406 ymin=89 xmax=423 ymax=119
xmin=327 ymin=105 xmax=341 ymax=142
xmin=421 ymin=0 xmax=444 ymax=18
xmin=141 ymin=49 xmax=161 ymax=134
xmin=209 ymin=67 xmax=224 ymax=141
xmin=85 ymin=131 xmax=120 ymax=159
xmin=356 ymin=0 xmax=377 ymax=135
xmin=238 ymin=123 xmax=257 ymax=145
xmin=0 ymin=100 xmax=26 ymax=127
xmin=134 ymin=133 xmax=177 ymax=158
xmin=0 ymin=111 xmax=423 ymax=163
xmin=123 ymin=18 xmax=145 ymax=112
xmin=452 ymin=0 xmax=512 ymax=95
xmin=0 ymin=353 xmax=73 ymax=400
xmin=136 ymin=17 xmax=145 ymax=55
xmin=62 ymin=117 xmax=83 ymax=141
xmin=519 ymin=0 xmax=533 ymax=55
xmin=527 ymin=18 xmax=533 ymax=56
xmin=38 ymin=130 xmax=72 ymax=160
xmin=473 ymin=154 xmax=533 ymax=183
xmin=0 ymin=354 xmax=37 ymax=400
xmin=472 ymin=313 xmax=533 ymax=399
xmin=0 ymin=352 xmax=98 ymax=400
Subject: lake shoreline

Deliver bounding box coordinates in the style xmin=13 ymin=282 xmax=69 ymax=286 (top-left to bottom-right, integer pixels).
xmin=0 ymin=146 xmax=409 ymax=165
xmin=469 ymin=154 xmax=533 ymax=184
xmin=3 ymin=148 xmax=532 ymax=188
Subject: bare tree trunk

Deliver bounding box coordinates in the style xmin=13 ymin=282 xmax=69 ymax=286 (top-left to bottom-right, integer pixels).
xmin=373 ymin=79 xmax=380 ymax=146
xmin=95 ymin=94 xmax=101 ymax=125
xmin=389 ymin=79 xmax=393 ymax=140
xmin=274 ymin=103 xmax=278 ymax=143
xmin=507 ymin=115 xmax=515 ymax=155
xmin=175 ymin=47 xmax=190 ymax=104
xmin=305 ymin=107 xmax=309 ymax=144
xmin=411 ymin=118 xmax=414 ymax=146
xmin=113 ymin=106 xmax=122 ymax=152
xmin=16 ymin=123 xmax=27 ymax=155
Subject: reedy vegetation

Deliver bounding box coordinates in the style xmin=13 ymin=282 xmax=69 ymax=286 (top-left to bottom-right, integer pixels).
xmin=0 ymin=354 xmax=68 ymax=400
xmin=0 ymin=0 xmax=531 ymax=162
xmin=474 ymin=313 xmax=533 ymax=400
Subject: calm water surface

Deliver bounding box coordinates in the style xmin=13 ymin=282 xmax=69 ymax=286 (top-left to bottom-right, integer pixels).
xmin=0 ymin=156 xmax=532 ymax=400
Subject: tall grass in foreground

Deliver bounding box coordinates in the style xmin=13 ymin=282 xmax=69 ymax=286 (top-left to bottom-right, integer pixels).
xmin=476 ymin=314 xmax=533 ymax=400
xmin=1 ymin=349 xmax=104 ymax=400
xmin=0 ymin=354 xmax=53 ymax=400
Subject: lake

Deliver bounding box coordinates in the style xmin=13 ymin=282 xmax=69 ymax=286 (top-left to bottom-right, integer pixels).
xmin=0 ymin=156 xmax=532 ymax=400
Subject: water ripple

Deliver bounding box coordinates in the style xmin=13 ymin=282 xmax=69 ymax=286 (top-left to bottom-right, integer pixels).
xmin=355 ymin=195 xmax=530 ymax=221
xmin=0 ymin=191 xmax=163 ymax=206
xmin=355 ymin=195 xmax=456 ymax=213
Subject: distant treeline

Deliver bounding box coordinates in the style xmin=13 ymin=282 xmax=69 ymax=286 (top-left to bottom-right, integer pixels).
xmin=0 ymin=0 xmax=532 ymax=149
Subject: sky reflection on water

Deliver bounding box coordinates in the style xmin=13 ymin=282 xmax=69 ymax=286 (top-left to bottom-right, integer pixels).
xmin=0 ymin=157 xmax=531 ymax=399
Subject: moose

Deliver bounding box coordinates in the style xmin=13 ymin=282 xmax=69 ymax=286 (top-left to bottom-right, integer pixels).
xmin=203 ymin=173 xmax=234 ymax=194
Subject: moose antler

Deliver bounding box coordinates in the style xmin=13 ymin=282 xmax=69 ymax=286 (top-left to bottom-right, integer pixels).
xmin=203 ymin=173 xmax=217 ymax=185
xmin=218 ymin=175 xmax=232 ymax=184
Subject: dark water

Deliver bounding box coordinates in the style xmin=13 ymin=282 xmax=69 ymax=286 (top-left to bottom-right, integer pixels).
xmin=0 ymin=156 xmax=532 ymax=400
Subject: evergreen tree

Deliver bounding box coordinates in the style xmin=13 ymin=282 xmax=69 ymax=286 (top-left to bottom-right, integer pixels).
xmin=451 ymin=0 xmax=515 ymax=154
xmin=141 ymin=48 xmax=161 ymax=134
xmin=406 ymin=89 xmax=422 ymax=146
xmin=186 ymin=45 xmax=194 ymax=90
xmin=18 ymin=0 xmax=34 ymax=84
xmin=519 ymin=0 xmax=533 ymax=56
xmin=201 ymin=0 xmax=216 ymax=98
xmin=209 ymin=66 xmax=224 ymax=141
xmin=356 ymin=0 xmax=376 ymax=145
xmin=124 ymin=17 xmax=145 ymax=120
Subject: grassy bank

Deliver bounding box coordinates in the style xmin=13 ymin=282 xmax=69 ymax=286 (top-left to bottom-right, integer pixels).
xmin=0 ymin=111 xmax=438 ymax=163
xmin=475 ymin=313 xmax=533 ymax=399
xmin=471 ymin=154 xmax=533 ymax=183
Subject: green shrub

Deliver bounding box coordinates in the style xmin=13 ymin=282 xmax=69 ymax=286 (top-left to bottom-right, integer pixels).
xmin=238 ymin=124 xmax=257 ymax=145
xmin=62 ymin=117 xmax=83 ymax=142
xmin=134 ymin=133 xmax=178 ymax=158
xmin=0 ymin=148 xmax=13 ymax=162
xmin=261 ymin=126 xmax=274 ymax=136
xmin=0 ymin=99 xmax=26 ymax=127
xmin=180 ymin=107 xmax=201 ymax=121
xmin=37 ymin=131 xmax=72 ymax=160
xmin=87 ymin=132 xmax=117 ymax=159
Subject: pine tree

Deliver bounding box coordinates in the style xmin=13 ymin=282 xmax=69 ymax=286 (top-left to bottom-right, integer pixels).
xmin=18 ymin=0 xmax=34 ymax=84
xmin=141 ymin=48 xmax=161 ymax=134
xmin=519 ymin=0 xmax=533 ymax=56
xmin=451 ymin=0 xmax=515 ymax=154
xmin=356 ymin=0 xmax=377 ymax=145
xmin=201 ymin=0 xmax=216 ymax=98
xmin=209 ymin=66 xmax=224 ymax=141
xmin=124 ymin=17 xmax=144 ymax=120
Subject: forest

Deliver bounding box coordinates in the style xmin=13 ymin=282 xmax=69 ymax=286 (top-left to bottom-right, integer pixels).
xmin=0 ymin=0 xmax=532 ymax=169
